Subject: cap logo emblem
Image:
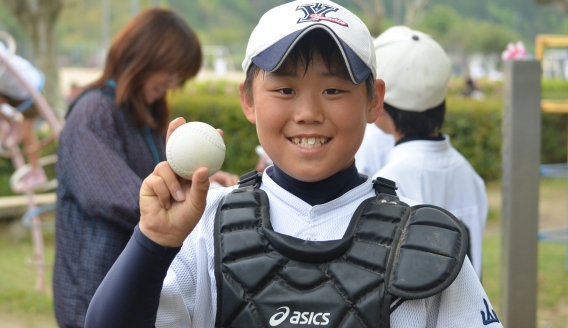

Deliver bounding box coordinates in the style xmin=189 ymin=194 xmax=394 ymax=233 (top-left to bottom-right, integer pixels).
xmin=296 ymin=3 xmax=348 ymax=27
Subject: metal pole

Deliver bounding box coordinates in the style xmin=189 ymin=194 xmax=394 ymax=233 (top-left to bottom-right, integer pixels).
xmin=501 ymin=60 xmax=541 ymax=328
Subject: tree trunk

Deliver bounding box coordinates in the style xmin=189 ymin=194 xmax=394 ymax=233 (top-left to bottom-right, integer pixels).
xmin=352 ymin=0 xmax=385 ymax=37
xmin=1 ymin=0 xmax=64 ymax=112
xmin=404 ymin=0 xmax=428 ymax=28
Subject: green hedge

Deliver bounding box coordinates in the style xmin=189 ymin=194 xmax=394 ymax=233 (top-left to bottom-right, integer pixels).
xmin=444 ymin=98 xmax=503 ymax=181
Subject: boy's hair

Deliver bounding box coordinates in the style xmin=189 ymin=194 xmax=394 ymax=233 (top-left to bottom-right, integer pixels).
xmin=384 ymin=101 xmax=445 ymax=136
xmin=90 ymin=8 xmax=201 ymax=134
xmin=242 ymin=29 xmax=375 ymax=103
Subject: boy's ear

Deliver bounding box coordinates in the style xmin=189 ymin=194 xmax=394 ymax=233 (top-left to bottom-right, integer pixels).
xmin=367 ymin=79 xmax=385 ymax=124
xmin=239 ymin=81 xmax=256 ymax=124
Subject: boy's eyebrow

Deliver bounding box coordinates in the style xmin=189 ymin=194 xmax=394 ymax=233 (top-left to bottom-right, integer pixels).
xmin=321 ymin=71 xmax=351 ymax=79
xmin=264 ymin=69 xmax=351 ymax=80
xmin=264 ymin=70 xmax=297 ymax=78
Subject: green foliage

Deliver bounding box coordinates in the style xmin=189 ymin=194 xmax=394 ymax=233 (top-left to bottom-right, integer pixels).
xmin=419 ymin=5 xmax=462 ymax=37
xmin=0 ymin=155 xmax=15 ymax=197
xmin=444 ymin=98 xmax=503 ymax=181
xmin=48 ymin=0 xmax=568 ymax=68
xmin=445 ymin=96 xmax=567 ymax=181
xmin=542 ymin=79 xmax=568 ymax=99
xmin=417 ymin=4 xmax=519 ymax=54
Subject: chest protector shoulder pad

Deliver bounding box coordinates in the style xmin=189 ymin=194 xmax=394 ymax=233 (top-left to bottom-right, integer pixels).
xmin=214 ymin=172 xmax=468 ymax=328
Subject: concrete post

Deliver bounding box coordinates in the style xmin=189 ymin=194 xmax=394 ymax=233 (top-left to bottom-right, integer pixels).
xmin=501 ymin=60 xmax=541 ymax=328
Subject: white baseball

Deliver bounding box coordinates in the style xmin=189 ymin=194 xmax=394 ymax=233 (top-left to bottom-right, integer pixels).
xmin=166 ymin=121 xmax=226 ymax=180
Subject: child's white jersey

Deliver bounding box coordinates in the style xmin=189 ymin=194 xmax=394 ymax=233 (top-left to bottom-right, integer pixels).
xmin=354 ymin=123 xmax=394 ymax=177
xmin=156 ymin=169 xmax=500 ymax=327
xmin=373 ymin=137 xmax=488 ymax=279
xmin=0 ymin=42 xmax=42 ymax=101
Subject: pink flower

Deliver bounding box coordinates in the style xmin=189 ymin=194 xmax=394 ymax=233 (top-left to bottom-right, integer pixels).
xmin=501 ymin=41 xmax=527 ymax=60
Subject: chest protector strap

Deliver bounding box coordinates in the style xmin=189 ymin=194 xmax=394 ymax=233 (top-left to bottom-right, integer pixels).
xmin=214 ymin=172 xmax=468 ymax=328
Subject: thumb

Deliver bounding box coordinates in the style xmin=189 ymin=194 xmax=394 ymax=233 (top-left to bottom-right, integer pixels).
xmin=188 ymin=167 xmax=210 ymax=214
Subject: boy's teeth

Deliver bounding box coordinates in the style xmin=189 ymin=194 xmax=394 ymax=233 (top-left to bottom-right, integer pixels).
xmin=292 ymin=137 xmax=328 ymax=148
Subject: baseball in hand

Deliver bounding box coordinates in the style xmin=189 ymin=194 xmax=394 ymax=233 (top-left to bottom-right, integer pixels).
xmin=166 ymin=121 xmax=226 ymax=180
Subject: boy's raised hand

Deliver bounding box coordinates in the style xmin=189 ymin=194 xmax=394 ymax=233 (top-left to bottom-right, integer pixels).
xmin=139 ymin=118 xmax=211 ymax=247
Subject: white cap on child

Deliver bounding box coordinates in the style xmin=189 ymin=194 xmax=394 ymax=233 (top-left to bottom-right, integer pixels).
xmin=242 ymin=0 xmax=376 ymax=84
xmin=374 ymin=26 xmax=451 ymax=112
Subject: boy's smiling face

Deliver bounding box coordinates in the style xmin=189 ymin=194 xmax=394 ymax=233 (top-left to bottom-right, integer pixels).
xmin=240 ymin=55 xmax=384 ymax=182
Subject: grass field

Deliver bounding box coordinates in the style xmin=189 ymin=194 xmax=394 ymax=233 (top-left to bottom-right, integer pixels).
xmin=0 ymin=179 xmax=567 ymax=327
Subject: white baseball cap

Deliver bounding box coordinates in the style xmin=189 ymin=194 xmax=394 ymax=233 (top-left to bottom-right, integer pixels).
xmin=374 ymin=26 xmax=451 ymax=112
xmin=242 ymin=0 xmax=376 ymax=84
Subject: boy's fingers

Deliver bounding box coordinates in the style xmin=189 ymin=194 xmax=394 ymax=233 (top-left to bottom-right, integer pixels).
xmin=144 ymin=175 xmax=172 ymax=209
xmin=166 ymin=117 xmax=186 ymax=143
xmin=154 ymin=161 xmax=185 ymax=201
xmin=188 ymin=167 xmax=210 ymax=214
xmin=216 ymin=128 xmax=224 ymax=138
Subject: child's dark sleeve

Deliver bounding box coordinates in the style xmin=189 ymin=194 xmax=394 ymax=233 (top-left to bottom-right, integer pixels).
xmin=85 ymin=225 xmax=181 ymax=328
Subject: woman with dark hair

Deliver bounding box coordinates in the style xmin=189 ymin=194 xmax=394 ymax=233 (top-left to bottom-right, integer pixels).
xmin=53 ymin=9 xmax=235 ymax=327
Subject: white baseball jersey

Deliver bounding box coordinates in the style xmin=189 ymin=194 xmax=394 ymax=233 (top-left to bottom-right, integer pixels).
xmin=0 ymin=42 xmax=42 ymax=101
xmin=354 ymin=123 xmax=394 ymax=177
xmin=373 ymin=137 xmax=488 ymax=279
xmin=156 ymin=168 xmax=500 ymax=327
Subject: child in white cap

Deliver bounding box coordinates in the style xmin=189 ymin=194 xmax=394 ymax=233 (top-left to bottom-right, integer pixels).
xmin=354 ymin=122 xmax=394 ymax=177
xmin=85 ymin=2 xmax=500 ymax=327
xmin=371 ymin=26 xmax=488 ymax=280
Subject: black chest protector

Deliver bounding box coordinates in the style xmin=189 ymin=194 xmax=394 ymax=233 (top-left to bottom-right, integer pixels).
xmin=214 ymin=172 xmax=468 ymax=328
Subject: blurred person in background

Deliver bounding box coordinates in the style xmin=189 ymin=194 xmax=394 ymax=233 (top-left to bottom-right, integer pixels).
xmin=354 ymin=122 xmax=394 ymax=177
xmin=0 ymin=41 xmax=47 ymax=191
xmin=53 ymin=8 xmax=235 ymax=327
xmin=371 ymin=26 xmax=487 ymax=280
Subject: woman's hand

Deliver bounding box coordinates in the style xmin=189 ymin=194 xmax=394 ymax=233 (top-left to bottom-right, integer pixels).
xmin=139 ymin=118 xmax=211 ymax=247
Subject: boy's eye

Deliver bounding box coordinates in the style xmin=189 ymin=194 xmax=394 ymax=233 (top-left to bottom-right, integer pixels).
xmin=277 ymin=88 xmax=295 ymax=95
xmin=324 ymin=89 xmax=343 ymax=95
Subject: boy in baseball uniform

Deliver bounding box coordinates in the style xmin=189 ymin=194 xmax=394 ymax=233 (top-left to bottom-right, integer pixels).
xmin=85 ymin=2 xmax=500 ymax=327
xmin=372 ymin=26 xmax=488 ymax=279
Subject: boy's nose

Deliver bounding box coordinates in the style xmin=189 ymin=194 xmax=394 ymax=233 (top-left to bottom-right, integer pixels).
xmin=292 ymin=96 xmax=325 ymax=124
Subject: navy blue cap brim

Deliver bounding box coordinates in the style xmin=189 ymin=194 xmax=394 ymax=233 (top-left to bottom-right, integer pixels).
xmin=251 ymin=25 xmax=372 ymax=84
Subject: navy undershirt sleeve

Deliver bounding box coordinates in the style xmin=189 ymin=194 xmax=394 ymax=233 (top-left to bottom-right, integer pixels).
xmin=85 ymin=225 xmax=181 ymax=328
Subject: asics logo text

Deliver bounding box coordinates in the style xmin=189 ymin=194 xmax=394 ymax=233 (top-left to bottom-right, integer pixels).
xmin=269 ymin=306 xmax=330 ymax=326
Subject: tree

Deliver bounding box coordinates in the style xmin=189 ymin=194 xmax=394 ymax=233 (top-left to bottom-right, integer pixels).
xmin=1 ymin=0 xmax=65 ymax=110
xmin=534 ymin=0 xmax=568 ymax=12
xmin=404 ymin=0 xmax=429 ymax=27
xmin=351 ymin=0 xmax=386 ymax=37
